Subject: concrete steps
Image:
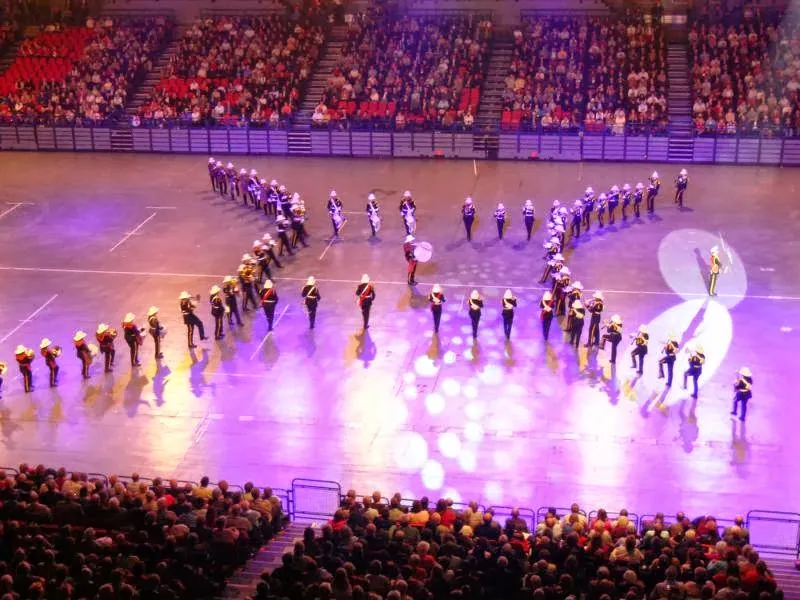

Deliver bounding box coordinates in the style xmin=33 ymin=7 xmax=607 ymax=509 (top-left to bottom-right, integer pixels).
xmin=294 ymin=24 xmax=349 ymax=129
xmin=125 ymin=26 xmax=185 ymax=117
xmin=665 ymin=37 xmax=694 ymax=158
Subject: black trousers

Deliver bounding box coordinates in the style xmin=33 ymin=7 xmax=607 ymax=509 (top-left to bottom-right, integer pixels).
xmin=185 ymin=314 xmax=205 ymax=347
xmin=569 ymin=323 xmax=584 ymax=348
xmin=407 ymin=261 xmax=418 ymax=285
xmin=292 ymin=224 xmax=309 ymax=248
xmin=242 ymin=285 xmax=258 ymax=311
xmin=218 ymin=177 xmax=228 ymax=195
xmin=647 ymin=191 xmax=656 ymax=212
xmin=127 ymin=341 xmax=140 ymax=366
xmin=210 ymin=173 xmax=217 ymax=192
xmin=684 ymin=368 xmax=701 ymax=397
xmin=263 ymin=304 xmax=276 ymax=330
xmin=214 ymin=314 xmax=224 ymax=339
xmin=732 ymin=394 xmax=749 ymax=421
xmin=601 ymin=333 xmax=621 ymax=363
xmin=306 ymin=300 xmax=318 ymax=329
xmin=622 ymin=202 xmax=629 ymax=219
xmin=495 ymin=219 xmax=505 ymax=239
xmin=226 ymin=298 xmax=243 ymax=325
xmin=586 ymin=317 xmax=601 ymax=347
xmin=48 ymin=364 xmax=59 ymax=387
xmin=258 ymin=263 xmax=272 ymax=284
xmin=582 ymin=210 xmax=591 ymax=230
xmin=658 ymin=356 xmax=676 ymax=385
xmin=608 ymin=203 xmax=617 ymax=224
xmin=150 ymin=332 xmax=162 ymax=358
xmin=81 ymin=357 xmax=91 ymax=379
xmin=20 ymin=367 xmax=33 ymax=392
xmin=570 ymin=219 xmax=580 ymax=238
xmin=469 ymin=310 xmax=481 ymax=338
xmin=675 ymin=189 xmax=686 ymax=206
xmin=463 ymin=216 xmax=474 ymax=240
xmin=432 ymin=306 xmax=442 ymax=332
xmin=266 ymin=248 xmax=282 ymax=268
xmin=597 ymin=210 xmax=605 ymax=227
xmin=539 ymin=264 xmax=551 ymax=284
xmin=542 ymin=314 xmax=553 ymax=340
xmin=502 ymin=311 xmax=514 ymax=339
xmin=631 ymin=348 xmax=646 ymax=374
xmin=102 ymin=348 xmax=115 ymax=372
xmin=278 ymin=232 xmax=293 ymax=256
xmin=634 ymin=202 xmax=641 ymax=218
xmin=361 ymin=303 xmax=371 ymax=329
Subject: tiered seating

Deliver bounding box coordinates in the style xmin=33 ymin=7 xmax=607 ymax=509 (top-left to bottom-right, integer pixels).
xmin=256 ymin=491 xmax=782 ymax=600
xmin=503 ymin=16 xmax=585 ymax=132
xmin=0 ymin=16 xmax=173 ymax=125
xmin=316 ymin=11 xmax=491 ymax=130
xmin=0 ymin=465 xmax=286 ymax=598
xmin=139 ymin=15 xmax=325 ymax=127
xmin=689 ymin=10 xmax=799 ymax=137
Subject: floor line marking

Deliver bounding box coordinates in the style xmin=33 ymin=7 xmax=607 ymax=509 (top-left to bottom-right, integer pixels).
xmin=145 ymin=205 xmax=177 ymax=210
xmin=0 ymin=294 xmax=59 ymax=344
xmin=0 ymin=203 xmax=23 ymax=221
xmin=249 ymin=305 xmax=290 ymax=360
xmin=109 ymin=212 xmax=158 ymax=253
xmin=318 ymin=220 xmax=347 ymax=261
xmin=0 ymin=266 xmax=798 ymax=301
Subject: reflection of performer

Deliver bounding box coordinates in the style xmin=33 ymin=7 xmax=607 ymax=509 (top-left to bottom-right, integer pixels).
xmin=355 ymin=274 xmax=376 ymax=331
xmin=709 ymin=246 xmax=721 ymax=296
xmin=731 ymin=367 xmax=753 ymax=421
xmin=74 ymin=331 xmax=92 ymax=379
xmin=600 ymin=314 xmax=623 ymax=364
xmin=40 ymin=338 xmax=61 ymax=388
xmin=147 ymin=306 xmax=165 ymax=359
xmin=15 ymin=345 xmax=35 ymax=393
xmin=540 ymin=290 xmax=554 ymax=341
xmin=501 ymin=289 xmax=517 ymax=340
xmin=301 ymin=276 xmax=321 ymax=329
xmin=683 ymin=344 xmax=705 ymax=399
xmin=630 ymin=325 xmax=649 ymax=375
xmin=657 ymin=333 xmax=680 ymax=387
xmin=404 ymin=235 xmax=418 ymax=286
xmin=428 ymin=284 xmax=446 ymax=334
xmin=462 ymin=197 xmax=476 ymax=241
xmin=468 ymin=290 xmax=484 ymax=339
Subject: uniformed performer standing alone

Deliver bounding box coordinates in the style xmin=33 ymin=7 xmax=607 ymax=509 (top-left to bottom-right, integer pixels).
xmin=301 ymin=276 xmax=321 ymax=329
xmin=96 ymin=324 xmax=117 ymax=373
xmin=355 ymin=274 xmax=376 ymax=331
xmin=366 ymin=194 xmax=381 ymax=237
xmin=568 ymin=299 xmax=585 ymax=349
xmin=179 ymin=291 xmax=207 ymax=349
xmin=674 ymin=168 xmax=689 ymax=207
xmin=501 ymin=289 xmax=517 ymax=340
xmin=494 ymin=203 xmax=507 ymax=239
xmin=683 ymin=343 xmax=705 ymax=399
xmin=210 ymin=286 xmax=226 ymax=340
xmin=467 ymin=290 xmax=484 ymax=339
xmin=584 ymin=291 xmax=604 ymax=348
xmin=147 ymin=306 xmax=164 ymax=359
xmin=40 ymin=338 xmax=60 ymax=388
xmin=260 ymin=280 xmax=279 ymax=332
xmin=404 ymin=235 xmax=418 ymax=286
xmin=14 ymin=345 xmax=35 ymax=393
xmin=122 ymin=313 xmax=144 ymax=367
xmin=647 ymin=171 xmax=661 ymax=213
xmin=600 ymin=314 xmax=623 ymax=364
xmin=428 ymin=284 xmax=446 ymax=334
xmin=631 ymin=325 xmax=649 ymax=375
xmin=327 ymin=190 xmax=345 ymax=238
xmin=657 ymin=333 xmax=680 ymax=387
xmin=522 ymin=200 xmax=535 ymax=241
xmin=74 ymin=331 xmax=93 ymax=379
xmin=540 ymin=290 xmax=554 ymax=341
xmin=708 ymin=246 xmax=722 ymax=296
xmin=731 ymin=367 xmax=753 ymax=421
xmin=462 ymin=197 xmax=476 ymax=241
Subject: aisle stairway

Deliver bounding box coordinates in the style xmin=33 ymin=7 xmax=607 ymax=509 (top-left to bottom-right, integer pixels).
xmin=221 ymin=521 xmax=314 ymax=599
xmin=770 ymin=557 xmax=800 ymax=600
xmin=293 ymin=24 xmax=349 ymax=130
xmin=666 ymin=40 xmax=694 ymax=161
xmin=0 ymin=40 xmax=21 ymax=74
xmin=474 ymin=31 xmax=513 ymax=132
xmin=124 ymin=25 xmax=185 ymax=118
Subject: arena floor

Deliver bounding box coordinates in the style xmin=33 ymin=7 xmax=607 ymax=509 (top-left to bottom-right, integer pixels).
xmin=0 ymin=153 xmax=798 ymax=518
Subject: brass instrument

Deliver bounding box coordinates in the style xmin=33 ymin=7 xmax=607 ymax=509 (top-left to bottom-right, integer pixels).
xmin=52 ymin=346 xmax=63 ymax=358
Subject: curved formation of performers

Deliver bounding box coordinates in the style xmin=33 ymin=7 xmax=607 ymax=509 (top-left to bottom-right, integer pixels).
xmin=0 ymin=160 xmax=753 ymax=421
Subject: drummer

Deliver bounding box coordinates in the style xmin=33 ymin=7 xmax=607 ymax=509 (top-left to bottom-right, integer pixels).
xmin=404 ymin=235 xmax=418 ymax=286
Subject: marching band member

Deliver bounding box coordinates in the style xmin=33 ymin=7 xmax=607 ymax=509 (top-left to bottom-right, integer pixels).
xmin=657 ymin=333 xmax=680 ymax=387
xmin=366 ymin=194 xmax=381 ymax=237
xmin=585 ymin=291 xmax=604 ymax=348
xmin=210 ymin=286 xmax=226 ymax=340
xmin=462 ymin=197 xmax=476 ymax=241
xmin=404 ymin=235 xmax=418 ymax=286
xmin=147 ymin=306 xmax=165 ymax=359
xmin=208 ymin=157 xmax=218 ymax=192
xmin=595 ymin=193 xmax=607 ymax=227
xmin=633 ymin=182 xmax=644 ymax=218
xmin=600 ymin=314 xmax=623 ymax=364
xmin=355 ymin=274 xmax=376 ymax=331
xmin=40 ymin=338 xmax=61 ymax=388
xmin=236 ymin=167 xmax=247 ymax=201
xmin=179 ymin=291 xmax=207 ymax=349
xmin=257 ymin=178 xmax=267 ymax=210
xmin=674 ymin=168 xmax=689 ymax=207
xmin=553 ymin=222 xmax=566 ymax=249
xmin=428 ymin=284 xmax=446 ymax=334
xmin=647 ymin=171 xmax=661 ymax=213
xmin=328 ymin=190 xmax=345 ymax=238
xmin=570 ymin=200 xmax=582 ymax=238
xmin=291 ymin=195 xmax=310 ymax=248
xmin=683 ymin=344 xmax=705 ymax=399
xmin=494 ymin=202 xmax=507 ymax=239
xmin=238 ymin=259 xmax=258 ymax=311
xmin=501 ymin=289 xmax=518 ymax=340
xmin=0 ymin=361 xmax=5 ymax=397
xmin=540 ymin=290 xmax=554 ymax=341
xmin=549 ymin=199 xmax=561 ymax=218
xmin=400 ymin=191 xmax=416 ymax=236
xmin=226 ymin=163 xmax=237 ymax=200
xmin=539 ymin=252 xmax=563 ymax=284
xmin=630 ymin=325 xmax=649 ymax=375
xmin=96 ymin=323 xmax=117 ymax=373
xmin=74 ymin=331 xmax=93 ymax=379
xmin=301 ymin=276 xmax=321 ymax=329
xmin=279 ymin=185 xmax=292 ymax=217
xmin=222 ymin=276 xmax=243 ymax=327
xmin=260 ymin=280 xmax=279 ymax=332
xmin=568 ymin=299 xmax=585 ymax=349
xmin=275 ymin=215 xmax=294 ymax=256
xmin=582 ymin=187 xmax=595 ymax=231
xmin=122 ymin=313 xmax=144 ymax=367
xmin=709 ymin=246 xmax=722 ymax=296
xmin=607 ymin=185 xmax=620 ymax=224
xmin=620 ymin=183 xmax=632 ymax=220
xmin=265 ymin=179 xmax=280 ymax=216
xmin=247 ymin=169 xmax=259 ymax=207
xmin=553 ymin=266 xmax=571 ymax=316
xmin=261 ymin=234 xmax=283 ymax=268
xmin=215 ymin=161 xmax=227 ymax=196
xmin=467 ymin=290 xmax=484 ymax=340
xmin=252 ymin=241 xmax=271 ymax=284
xmin=731 ymin=367 xmax=753 ymax=421
xmin=522 ymin=199 xmax=535 ymax=241
xmin=15 ymin=344 xmax=34 ymax=392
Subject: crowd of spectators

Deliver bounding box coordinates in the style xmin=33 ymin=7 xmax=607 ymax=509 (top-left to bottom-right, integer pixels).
xmin=689 ymin=6 xmax=800 ymax=137
xmin=503 ymin=14 xmax=667 ymax=134
xmin=0 ymin=15 xmax=173 ymax=125
xmin=0 ymin=464 xmax=286 ymax=598
xmin=253 ymin=491 xmax=781 ymax=600
xmin=137 ymin=15 xmax=325 ymax=128
xmin=313 ymin=10 xmax=491 ymax=130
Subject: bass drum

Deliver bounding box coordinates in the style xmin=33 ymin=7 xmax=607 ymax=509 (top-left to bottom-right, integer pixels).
xmin=413 ymin=241 xmax=433 ymax=263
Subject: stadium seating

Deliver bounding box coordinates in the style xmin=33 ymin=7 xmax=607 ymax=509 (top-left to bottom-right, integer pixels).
xmin=316 ymin=11 xmax=491 ymax=130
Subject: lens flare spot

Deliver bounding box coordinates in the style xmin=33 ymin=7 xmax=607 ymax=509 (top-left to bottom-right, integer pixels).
xmin=483 ymin=481 xmax=503 ymax=503
xmin=421 ymin=460 xmax=445 ymax=490
xmin=458 ymin=450 xmax=477 ymax=473
xmin=438 ymin=432 xmax=462 ymax=458
xmin=425 ymin=393 xmax=445 ymax=415
xmin=414 ymin=356 xmax=439 ymax=377
xmin=464 ymin=421 xmax=484 ymax=442
xmin=443 ymin=350 xmax=457 ymax=364
xmin=394 ymin=433 xmax=428 ymax=469
xmin=479 ymin=365 xmax=503 ymax=385
xmin=441 ymin=378 xmax=461 ymax=396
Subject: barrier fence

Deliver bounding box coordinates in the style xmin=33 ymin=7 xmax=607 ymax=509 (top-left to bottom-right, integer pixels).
xmin=0 ymin=467 xmax=798 ymax=557
xmin=4 ymin=124 xmax=800 ymax=165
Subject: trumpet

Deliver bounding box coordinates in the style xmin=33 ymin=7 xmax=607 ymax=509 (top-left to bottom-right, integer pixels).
xmin=52 ymin=346 xmax=63 ymax=358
